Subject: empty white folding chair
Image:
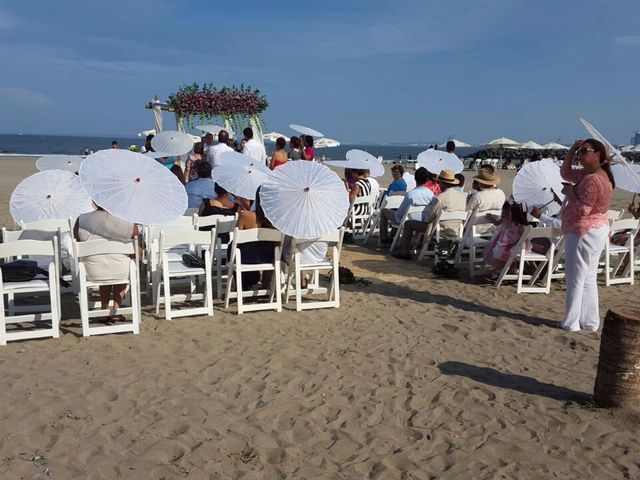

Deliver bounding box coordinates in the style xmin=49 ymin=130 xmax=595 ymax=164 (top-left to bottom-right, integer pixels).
xmin=284 ymin=228 xmax=344 ymax=311
xmin=74 ymin=239 xmax=141 ymax=337
xmin=389 ymin=204 xmax=430 ymax=252
xmin=209 ymin=217 xmax=238 ymax=299
xmin=0 ymin=239 xmax=61 ymax=345
xmin=604 ymin=218 xmax=639 ymax=286
xmin=494 ymin=226 xmax=561 ymax=293
xmin=417 ymin=210 xmax=468 ymax=262
xmin=224 ymin=228 xmax=284 ymax=314
xmin=454 ymin=209 xmax=502 ymax=277
xmin=155 ymin=230 xmax=214 ymax=319
xmin=364 ymin=194 xmax=404 ymax=244
xmin=607 ymin=209 xmax=623 ymax=222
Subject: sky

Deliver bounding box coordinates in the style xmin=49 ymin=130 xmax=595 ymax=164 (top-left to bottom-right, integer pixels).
xmin=0 ymin=0 xmax=639 ymax=144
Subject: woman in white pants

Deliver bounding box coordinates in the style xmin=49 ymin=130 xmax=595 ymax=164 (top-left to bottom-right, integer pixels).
xmin=560 ymin=139 xmax=615 ymax=332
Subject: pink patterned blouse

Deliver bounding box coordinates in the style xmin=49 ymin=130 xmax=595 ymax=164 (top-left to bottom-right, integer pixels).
xmin=560 ymin=167 xmax=613 ymax=236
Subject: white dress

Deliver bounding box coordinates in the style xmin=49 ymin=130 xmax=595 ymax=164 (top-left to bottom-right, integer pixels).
xmin=77 ymin=210 xmax=134 ymax=282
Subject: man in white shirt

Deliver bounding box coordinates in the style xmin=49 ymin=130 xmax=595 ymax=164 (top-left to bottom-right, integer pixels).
xmin=209 ymin=130 xmax=234 ymax=168
xmin=242 ymin=127 xmax=267 ymax=166
xmin=466 ymin=168 xmax=506 ymax=235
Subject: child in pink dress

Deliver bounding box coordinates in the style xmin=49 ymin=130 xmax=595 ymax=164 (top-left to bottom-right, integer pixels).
xmin=483 ymin=198 xmax=531 ymax=279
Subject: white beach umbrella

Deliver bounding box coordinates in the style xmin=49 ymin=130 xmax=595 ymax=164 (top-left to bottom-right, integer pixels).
xmin=218 ymin=151 xmax=271 ymax=174
xmin=197 ymin=124 xmax=235 ymax=137
xmin=325 ymin=149 xmax=385 ymax=177
xmin=403 ymin=172 xmax=417 ymax=190
xmin=314 ymin=138 xmax=340 ymax=148
xmin=261 ymin=161 xmax=349 ymax=239
xmin=612 ymin=163 xmax=640 ymax=193
xmin=580 ymin=117 xmax=640 ymax=192
xmin=79 ymin=149 xmax=187 ymax=225
xmin=519 ymin=140 xmax=544 ymax=150
xmin=512 ymin=159 xmax=565 ymax=209
xmin=486 ymin=137 xmax=521 ymax=148
xmin=263 ymin=131 xmax=290 ymax=142
xmin=541 ymin=142 xmax=569 ymax=150
xmin=289 ymin=124 xmax=324 ymax=138
xmin=213 ymin=163 xmax=271 ymax=200
xmin=10 ymin=170 xmax=93 ymax=223
xmin=151 ymin=130 xmax=194 ymax=156
xmin=36 ymin=155 xmax=84 ymax=172
xmin=438 ymin=138 xmax=472 ymax=148
xmin=137 ymin=129 xmax=157 ymax=138
xmin=416 ymin=149 xmax=464 ymax=174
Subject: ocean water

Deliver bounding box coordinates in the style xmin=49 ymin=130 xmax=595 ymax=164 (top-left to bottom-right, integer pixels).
xmin=0 ymin=133 xmax=481 ymax=160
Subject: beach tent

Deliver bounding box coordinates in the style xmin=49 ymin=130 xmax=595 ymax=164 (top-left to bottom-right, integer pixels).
xmin=438 ymin=138 xmax=472 ymax=148
xmin=519 ymin=140 xmax=544 ymax=150
xmin=541 ymin=142 xmax=569 ymax=150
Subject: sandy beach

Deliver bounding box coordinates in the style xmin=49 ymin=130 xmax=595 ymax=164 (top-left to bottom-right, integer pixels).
xmin=1 ymin=156 xmax=639 ymax=479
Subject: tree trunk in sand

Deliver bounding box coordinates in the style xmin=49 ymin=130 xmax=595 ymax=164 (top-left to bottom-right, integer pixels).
xmin=594 ymin=309 xmax=640 ymax=408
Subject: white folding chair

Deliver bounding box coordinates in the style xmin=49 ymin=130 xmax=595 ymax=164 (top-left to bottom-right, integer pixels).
xmin=364 ymin=194 xmax=404 ymax=244
xmin=284 ymin=228 xmax=344 ymax=311
xmin=605 ymin=218 xmax=639 ymax=286
xmin=389 ymin=204 xmax=430 ymax=252
xmin=155 ymin=230 xmax=214 ymax=319
xmin=20 ymin=219 xmax=70 ymax=232
xmin=417 ymin=210 xmax=468 ymax=262
xmin=184 ymin=208 xmax=199 ymax=216
xmin=224 ymin=228 xmax=284 ymax=314
xmin=607 ymin=209 xmax=623 ymax=222
xmin=74 ymin=239 xmax=141 ymax=337
xmin=0 ymin=239 xmax=61 ymax=345
xmin=208 ymin=217 xmax=238 ymax=299
xmin=495 ymin=226 xmax=561 ymax=293
xmin=346 ymin=194 xmax=377 ymax=239
xmin=454 ymin=209 xmax=502 ymax=277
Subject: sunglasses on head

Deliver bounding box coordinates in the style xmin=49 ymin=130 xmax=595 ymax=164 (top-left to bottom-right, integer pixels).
xmin=577 ymin=147 xmax=596 ymax=155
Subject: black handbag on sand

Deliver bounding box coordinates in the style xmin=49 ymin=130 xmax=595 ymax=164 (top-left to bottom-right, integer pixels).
xmin=0 ymin=260 xmax=46 ymax=282
xmin=182 ymin=252 xmax=206 ymax=269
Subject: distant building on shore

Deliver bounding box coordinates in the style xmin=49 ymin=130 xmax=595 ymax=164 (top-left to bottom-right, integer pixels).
xmin=632 ymin=131 xmax=640 ymax=146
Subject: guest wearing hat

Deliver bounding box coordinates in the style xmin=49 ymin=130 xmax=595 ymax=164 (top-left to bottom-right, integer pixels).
xmin=392 ymin=169 xmax=466 ymax=260
xmin=467 ymin=169 xmax=505 ymax=213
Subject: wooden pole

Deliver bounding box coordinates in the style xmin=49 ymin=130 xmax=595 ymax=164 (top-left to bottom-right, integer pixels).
xmin=594 ymin=309 xmax=640 ymax=407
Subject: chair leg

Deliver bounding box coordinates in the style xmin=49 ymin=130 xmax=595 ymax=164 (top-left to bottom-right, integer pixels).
xmin=235 ymin=262 xmax=244 ymax=315
xmin=164 ymin=266 xmax=173 ymax=321
xmin=274 ymin=259 xmax=282 ymax=313
xmin=0 ymin=293 xmax=6 ymax=346
xmin=284 ymin=264 xmax=293 ymax=304
xmin=205 ymin=260 xmax=214 ymax=317
xmin=295 ymin=257 xmax=302 ymax=312
xmin=50 ymin=278 xmax=60 ymax=339
xmin=224 ymin=260 xmax=234 ymax=309
xmin=79 ymin=278 xmax=90 ymax=337
xmin=130 ymin=267 xmax=140 ymax=334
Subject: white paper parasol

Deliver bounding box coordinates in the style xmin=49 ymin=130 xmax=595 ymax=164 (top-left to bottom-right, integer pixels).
xmin=417 ymin=149 xmax=464 ymax=174
xmin=260 ymin=161 xmax=349 ymax=239
xmin=151 ymin=130 xmax=194 ymax=156
xmin=36 ymin=155 xmax=84 ymax=172
xmin=10 ymin=170 xmax=93 ymax=223
xmin=213 ymin=163 xmax=271 ymax=200
xmin=79 ymin=149 xmax=187 ymax=225
xmin=403 ymin=172 xmax=417 ymax=190
xmin=197 ymin=124 xmax=235 ymax=137
xmin=580 ymin=117 xmax=640 ymax=193
xmin=218 ymin=151 xmax=271 ymax=174
xmin=325 ymin=149 xmax=385 ymax=177
xmin=314 ymin=137 xmax=340 ymax=148
xmin=512 ymin=159 xmax=565 ymax=209
xmin=289 ymin=124 xmax=324 ymax=137
xmin=263 ymin=131 xmax=290 ymax=142
xmin=612 ymin=163 xmax=640 ymax=193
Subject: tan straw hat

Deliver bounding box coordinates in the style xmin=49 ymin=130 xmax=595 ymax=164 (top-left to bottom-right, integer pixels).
xmin=474 ymin=169 xmax=501 ymax=186
xmin=437 ymin=169 xmax=460 ymax=185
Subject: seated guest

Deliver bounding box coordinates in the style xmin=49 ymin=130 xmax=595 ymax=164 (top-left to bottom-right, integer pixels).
xmin=288 ymin=136 xmax=302 ymax=161
xmin=365 ymin=169 xmax=380 ymax=199
xmin=387 ymin=165 xmax=407 ymax=194
xmin=424 ymin=170 xmax=441 ymax=195
xmin=380 ymin=167 xmax=435 ymax=244
xmin=392 ymin=169 xmax=466 ymax=259
xmin=74 ymin=206 xmax=139 ymax=322
xmin=170 ymin=164 xmax=185 ymax=185
xmin=198 ymin=183 xmax=238 ymax=219
xmin=210 ymin=130 xmax=233 ymax=168
xmin=453 ymin=173 xmax=466 ymax=194
xmin=185 ymin=161 xmax=214 ymax=208
xmin=344 ymin=168 xmax=357 ymax=191
xmin=269 ymin=137 xmax=289 ymax=170
xmin=184 ymin=141 xmax=205 ymax=182
xmin=467 ymin=168 xmax=506 ymax=235
xmin=349 ymin=169 xmax=372 ymax=216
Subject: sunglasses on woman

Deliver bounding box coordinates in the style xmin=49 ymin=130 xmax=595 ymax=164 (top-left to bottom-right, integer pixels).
xmin=576 ymin=147 xmax=596 ymax=155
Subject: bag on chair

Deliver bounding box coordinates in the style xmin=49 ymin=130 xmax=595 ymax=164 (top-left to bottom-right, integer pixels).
xmin=182 ymin=252 xmax=206 ymax=269
xmin=0 ymin=260 xmax=46 ymax=282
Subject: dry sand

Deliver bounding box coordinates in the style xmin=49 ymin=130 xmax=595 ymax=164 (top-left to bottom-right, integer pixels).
xmin=1 ymin=156 xmax=639 ymax=479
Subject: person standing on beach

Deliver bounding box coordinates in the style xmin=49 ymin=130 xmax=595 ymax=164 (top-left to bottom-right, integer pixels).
xmin=242 ymin=127 xmax=267 ymax=166
xmin=559 ymin=139 xmax=614 ymax=332
xmin=301 ymin=135 xmax=316 ymax=161
xmin=446 ymin=140 xmax=456 ymax=154
xmin=111 ymin=140 xmax=119 ymax=149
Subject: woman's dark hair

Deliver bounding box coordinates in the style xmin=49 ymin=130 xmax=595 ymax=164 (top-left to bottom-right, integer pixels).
xmin=290 ymin=136 xmax=301 ymax=149
xmin=170 ymin=164 xmax=184 ymax=184
xmin=353 ymin=169 xmax=367 ymax=176
xmin=455 ymin=173 xmax=465 ymax=187
xmin=254 ymin=187 xmax=273 ymax=228
xmin=391 ymin=165 xmax=405 ymax=175
xmin=214 ymin=183 xmax=228 ymax=197
xmin=194 ymin=141 xmax=204 ymax=155
xmin=276 ymin=137 xmax=286 ymax=149
xmin=304 ymin=135 xmax=314 ymax=147
xmin=584 ymin=138 xmax=615 ymax=189
xmin=504 ymin=199 xmax=530 ymax=226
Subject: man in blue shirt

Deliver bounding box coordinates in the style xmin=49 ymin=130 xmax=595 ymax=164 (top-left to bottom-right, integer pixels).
xmin=185 ymin=162 xmax=215 ymax=208
xmin=380 ymin=167 xmax=435 ymax=244
xmin=387 ymin=165 xmax=407 ymax=194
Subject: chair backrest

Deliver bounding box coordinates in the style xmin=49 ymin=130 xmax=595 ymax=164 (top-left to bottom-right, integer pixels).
xmin=20 ymin=219 xmax=70 ymax=232
xmin=399 ymin=204 xmax=429 ymax=225
xmin=381 ymin=195 xmax=405 ymax=210
xmin=74 ymin=239 xmax=136 ymax=259
xmin=159 ymin=230 xmax=215 ymax=250
xmin=195 ymin=213 xmax=237 ymax=230
xmin=0 ymin=238 xmax=56 ymax=259
xmin=184 ymin=207 xmax=199 ymax=216
xmin=216 ymin=216 xmax=238 ymax=235
xmin=147 ymin=223 xmax=196 ymax=243
xmin=351 ymin=194 xmax=377 ymax=209
xmin=436 ymin=210 xmax=469 ymax=237
xmin=610 ymin=218 xmax=640 ymax=235
xmin=2 ymin=227 xmax=60 ymax=242
xmin=465 ymin=208 xmax=502 ymax=235
xmin=607 ymin=209 xmax=623 ymax=221
xmin=232 ymin=228 xmax=284 ymax=245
